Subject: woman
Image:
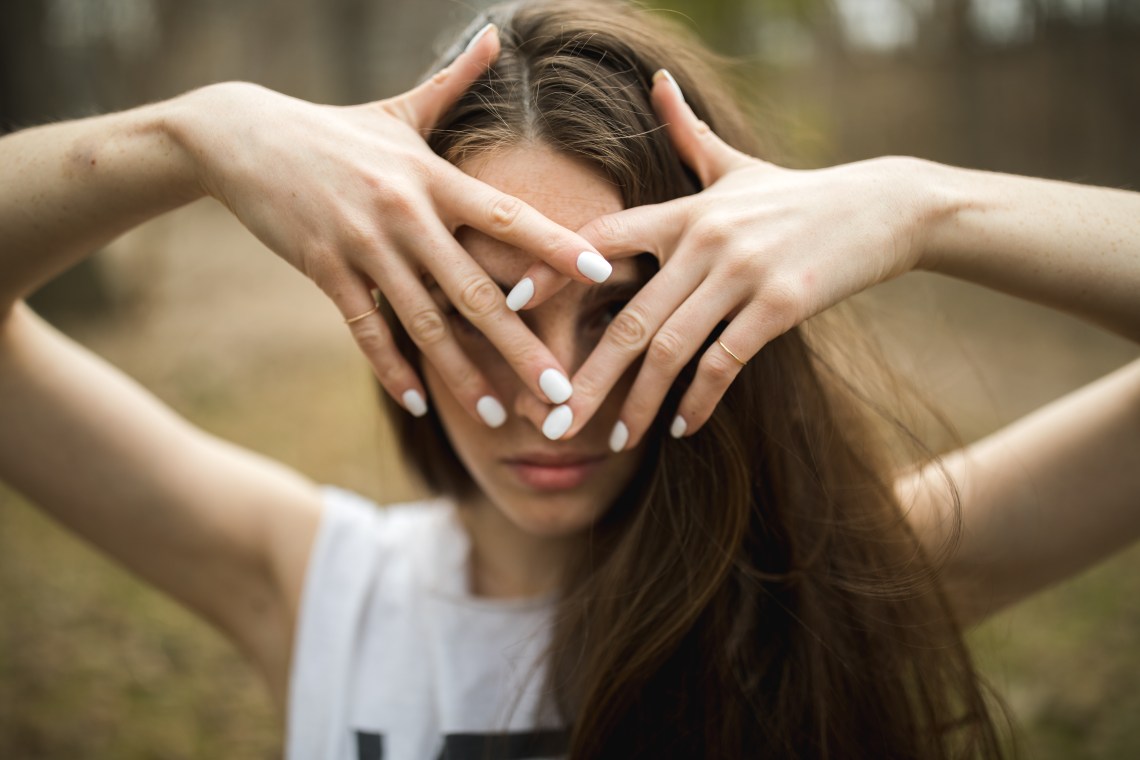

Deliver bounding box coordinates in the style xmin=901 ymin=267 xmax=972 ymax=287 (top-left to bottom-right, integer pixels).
xmin=1 ymin=1 xmax=1138 ymax=758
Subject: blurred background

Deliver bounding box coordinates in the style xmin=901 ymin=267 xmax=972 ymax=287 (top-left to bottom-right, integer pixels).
xmin=1 ymin=0 xmax=1139 ymax=757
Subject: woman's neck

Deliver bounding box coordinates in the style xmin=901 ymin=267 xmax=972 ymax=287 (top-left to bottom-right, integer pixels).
xmin=455 ymin=495 xmax=580 ymax=600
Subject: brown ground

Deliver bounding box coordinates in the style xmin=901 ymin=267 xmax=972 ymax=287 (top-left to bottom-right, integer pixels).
xmin=1 ymin=200 xmax=1138 ymax=757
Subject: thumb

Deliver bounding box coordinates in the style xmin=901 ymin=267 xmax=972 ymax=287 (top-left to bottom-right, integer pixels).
xmin=389 ymin=23 xmax=501 ymax=131
xmin=651 ymin=69 xmax=751 ymax=188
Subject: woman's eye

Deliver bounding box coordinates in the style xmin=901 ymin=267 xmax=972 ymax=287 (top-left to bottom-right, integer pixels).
xmin=594 ymin=300 xmax=629 ymax=329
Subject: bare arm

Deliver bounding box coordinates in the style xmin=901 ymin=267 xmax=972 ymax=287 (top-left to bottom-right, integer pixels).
xmin=896 ymin=161 xmax=1140 ymax=625
xmin=0 ymin=93 xmax=329 ymax=706
xmin=0 ymin=103 xmax=201 ymax=310
xmin=917 ymin=160 xmax=1140 ymax=344
xmin=0 ymin=302 xmax=323 ymax=704
xmin=897 ymin=357 xmax=1140 ymax=626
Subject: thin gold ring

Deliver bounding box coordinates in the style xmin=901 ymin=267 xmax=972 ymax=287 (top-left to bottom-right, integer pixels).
xmin=717 ymin=339 xmax=747 ymax=367
xmin=344 ymin=304 xmax=380 ymax=325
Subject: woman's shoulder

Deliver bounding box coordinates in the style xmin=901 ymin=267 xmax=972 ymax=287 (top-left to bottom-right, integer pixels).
xmin=315 ymin=484 xmax=457 ymax=546
xmin=307 ymin=485 xmax=468 ymax=594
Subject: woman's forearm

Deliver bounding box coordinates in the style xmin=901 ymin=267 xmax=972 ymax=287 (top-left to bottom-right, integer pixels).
xmin=900 ymin=356 xmax=1140 ymax=625
xmin=0 ymin=98 xmax=203 ymax=312
xmin=915 ymin=158 xmax=1140 ymax=343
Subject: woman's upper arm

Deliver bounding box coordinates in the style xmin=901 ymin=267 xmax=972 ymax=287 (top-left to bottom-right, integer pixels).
xmin=0 ymin=301 xmax=324 ymax=674
xmin=897 ymin=358 xmax=1140 ymax=627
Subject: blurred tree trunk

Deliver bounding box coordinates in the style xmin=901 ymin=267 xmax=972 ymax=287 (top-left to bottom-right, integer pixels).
xmin=0 ymin=0 xmax=113 ymax=320
xmin=328 ymin=0 xmax=375 ymax=103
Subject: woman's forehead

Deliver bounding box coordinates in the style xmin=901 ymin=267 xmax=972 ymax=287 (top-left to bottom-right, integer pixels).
xmin=454 ymin=145 xmax=636 ymax=285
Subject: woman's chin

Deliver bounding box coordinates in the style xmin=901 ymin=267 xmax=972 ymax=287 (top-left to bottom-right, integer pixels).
xmin=495 ymin=491 xmax=604 ymax=538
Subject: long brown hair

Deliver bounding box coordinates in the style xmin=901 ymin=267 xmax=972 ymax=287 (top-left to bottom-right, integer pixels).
xmin=380 ymin=1 xmax=1010 ymax=756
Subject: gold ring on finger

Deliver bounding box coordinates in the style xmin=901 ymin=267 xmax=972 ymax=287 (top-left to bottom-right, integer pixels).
xmin=717 ymin=339 xmax=747 ymax=367
xmin=344 ymin=304 xmax=380 ymax=325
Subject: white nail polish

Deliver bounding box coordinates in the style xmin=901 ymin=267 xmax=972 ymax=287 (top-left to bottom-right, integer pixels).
xmin=542 ymin=405 xmax=573 ymax=440
xmin=476 ymin=396 xmax=507 ymax=428
xmin=670 ymin=415 xmax=687 ymax=439
xmin=609 ymin=421 xmax=629 ymax=453
xmin=656 ymin=68 xmax=685 ymax=102
xmin=576 ymin=251 xmax=612 ymax=283
xmin=402 ymin=389 xmax=428 ymax=418
xmin=464 ymin=23 xmax=495 ymax=54
xmin=539 ymin=368 xmax=573 ymax=404
xmin=506 ymin=277 xmax=535 ymax=311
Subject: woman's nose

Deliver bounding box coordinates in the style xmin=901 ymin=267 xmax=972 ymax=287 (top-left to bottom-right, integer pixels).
xmin=538 ymin=325 xmax=588 ymax=378
xmin=511 ymin=325 xmax=586 ymax=431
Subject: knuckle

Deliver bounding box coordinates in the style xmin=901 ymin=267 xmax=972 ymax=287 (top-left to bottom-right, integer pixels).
xmin=701 ymin=350 xmax=739 ymax=385
xmin=623 ymin=391 xmax=657 ymax=420
xmin=351 ymin=321 xmax=390 ymax=354
xmin=407 ymin=308 xmax=448 ymax=346
xmin=571 ymin=372 xmax=606 ymax=404
xmin=450 ymin=364 xmax=483 ymax=400
xmin=501 ymin=341 xmax=540 ymax=375
xmin=340 ymin=220 xmax=378 ymax=252
xmin=606 ymin=304 xmax=651 ymax=351
xmin=376 ymin=360 xmax=406 ymax=389
xmin=691 ymin=218 xmax=731 ymax=249
xmin=376 ymin=186 xmax=417 ymax=217
xmin=592 ymin=214 xmax=625 ymax=246
xmin=647 ymin=328 xmax=686 ymax=370
xmin=723 ymin=251 xmax=755 ymax=279
xmin=487 ymin=194 xmax=524 ymax=234
xmin=458 ymin=276 xmax=501 ymax=319
xmin=301 ymin=247 xmax=340 ymax=287
xmin=763 ymin=280 xmax=801 ymax=328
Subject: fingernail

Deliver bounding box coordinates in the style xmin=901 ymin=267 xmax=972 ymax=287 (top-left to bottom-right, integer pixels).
xmin=476 ymin=395 xmax=507 ymax=428
xmin=464 ymin=22 xmax=495 ymax=54
xmin=506 ymin=277 xmax=535 ymax=311
xmin=609 ymin=421 xmax=629 ymax=453
xmin=577 ymin=251 xmax=612 ymax=283
xmin=538 ymin=368 xmax=573 ymax=404
xmin=542 ymin=405 xmax=573 ymax=440
xmin=670 ymin=414 xmax=687 ymax=439
xmin=402 ymin=389 xmax=428 ymax=418
xmin=654 ymin=69 xmax=685 ymax=102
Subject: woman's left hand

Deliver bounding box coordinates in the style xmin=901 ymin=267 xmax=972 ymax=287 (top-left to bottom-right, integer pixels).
xmin=516 ymin=70 xmax=933 ymax=447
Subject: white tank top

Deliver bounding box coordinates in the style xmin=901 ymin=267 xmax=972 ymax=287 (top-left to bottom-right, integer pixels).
xmin=286 ymin=486 xmax=570 ymax=759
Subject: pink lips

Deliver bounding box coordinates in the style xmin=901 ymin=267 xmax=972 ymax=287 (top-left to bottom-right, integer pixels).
xmin=502 ymin=452 xmax=606 ymax=491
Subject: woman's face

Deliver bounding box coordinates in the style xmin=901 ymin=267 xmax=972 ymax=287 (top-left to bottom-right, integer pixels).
xmin=422 ymin=144 xmax=647 ymax=538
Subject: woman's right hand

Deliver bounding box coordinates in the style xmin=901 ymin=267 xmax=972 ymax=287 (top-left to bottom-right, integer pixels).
xmin=164 ymin=25 xmax=607 ymax=426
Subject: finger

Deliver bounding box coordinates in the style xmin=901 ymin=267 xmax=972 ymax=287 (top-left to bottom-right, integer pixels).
xmin=503 ymin=262 xmax=568 ymax=312
xmin=672 ymin=301 xmax=777 ymax=437
xmin=651 ymin=69 xmax=752 ymax=188
xmin=375 ymin=258 xmax=514 ymax=429
xmin=576 ymin=198 xmax=685 ymax=261
xmin=392 ymin=23 xmax=501 ymax=131
xmin=503 ymin=197 xmax=688 ymax=312
xmin=404 ymin=221 xmax=581 ymax=411
xmin=328 ymin=273 xmax=429 ymax=418
xmin=556 ymin=258 xmax=705 ymax=441
xmin=437 ymin=171 xmax=615 ymax=286
xmin=608 ymin=280 xmax=741 ymax=451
